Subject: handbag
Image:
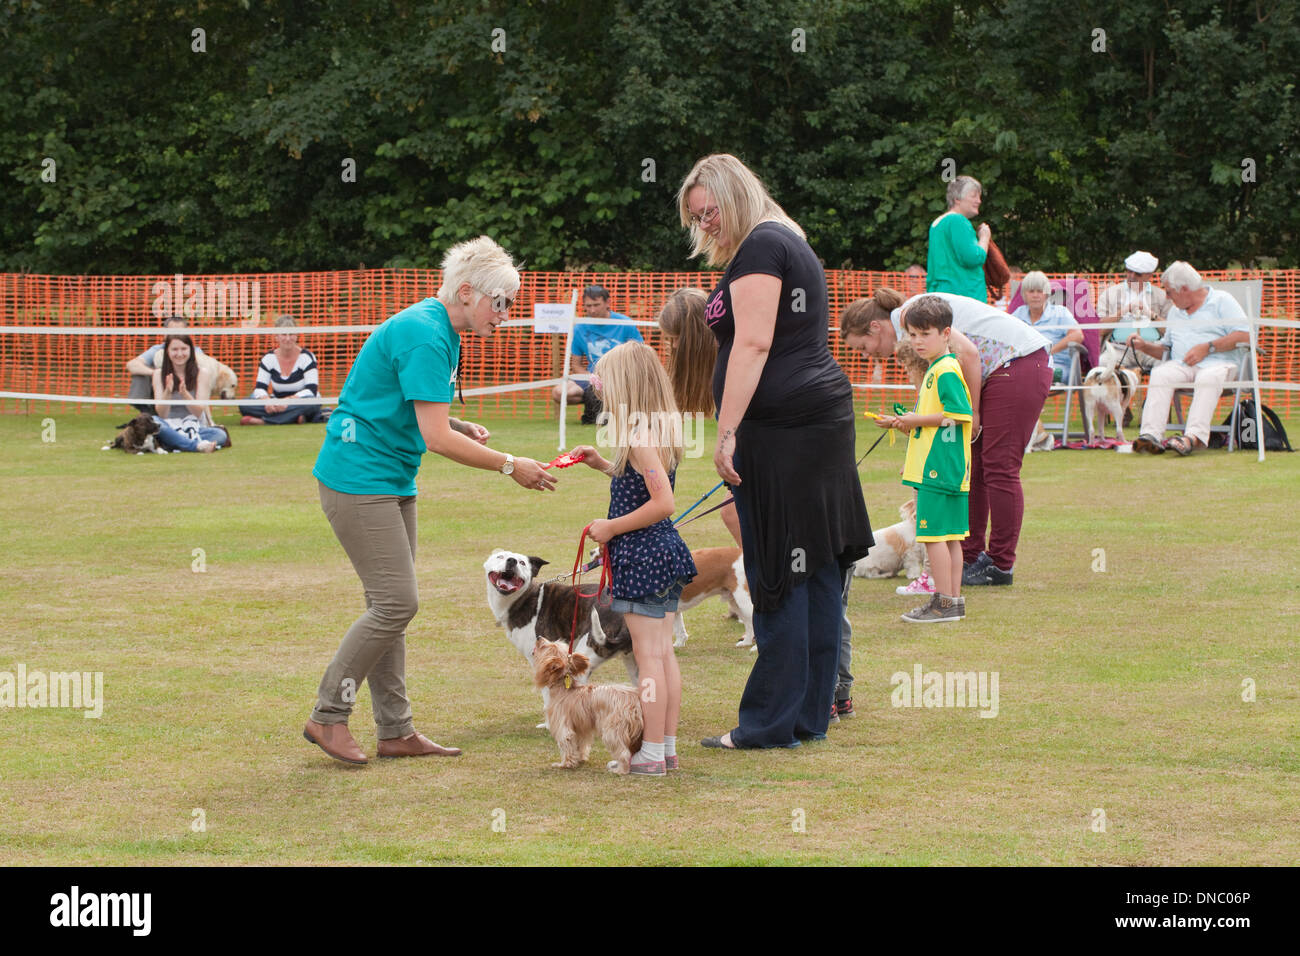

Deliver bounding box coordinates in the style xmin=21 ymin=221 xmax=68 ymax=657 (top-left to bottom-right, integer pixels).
xmin=983 ymin=236 xmax=1010 ymax=294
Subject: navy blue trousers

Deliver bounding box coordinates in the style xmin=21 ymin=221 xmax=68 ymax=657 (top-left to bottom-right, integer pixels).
xmin=238 ymin=400 xmax=327 ymax=424
xmin=729 ymin=491 xmax=845 ymax=748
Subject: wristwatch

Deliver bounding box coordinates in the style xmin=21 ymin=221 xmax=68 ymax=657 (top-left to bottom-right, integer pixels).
xmin=1207 ymin=342 xmax=1216 ymax=354
xmin=501 ymin=453 xmax=515 ymax=476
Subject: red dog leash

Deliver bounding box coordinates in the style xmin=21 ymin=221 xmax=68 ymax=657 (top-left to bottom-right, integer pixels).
xmin=568 ymin=523 xmax=611 ymax=656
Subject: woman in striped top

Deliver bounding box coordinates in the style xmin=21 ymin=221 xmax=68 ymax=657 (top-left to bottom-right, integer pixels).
xmin=238 ymin=315 xmax=330 ymax=425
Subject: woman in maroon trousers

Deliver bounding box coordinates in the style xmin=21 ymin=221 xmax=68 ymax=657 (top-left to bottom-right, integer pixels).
xmin=841 ymin=289 xmax=1051 ymax=586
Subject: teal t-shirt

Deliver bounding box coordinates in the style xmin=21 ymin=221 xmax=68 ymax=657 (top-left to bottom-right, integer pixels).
xmin=926 ymin=211 xmax=988 ymax=302
xmin=313 ymin=298 xmax=459 ymax=496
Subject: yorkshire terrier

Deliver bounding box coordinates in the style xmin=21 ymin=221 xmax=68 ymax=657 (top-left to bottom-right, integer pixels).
xmin=532 ymin=639 xmax=643 ymax=774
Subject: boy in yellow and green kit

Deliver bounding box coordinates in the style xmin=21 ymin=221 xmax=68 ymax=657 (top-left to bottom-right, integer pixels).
xmin=875 ymin=295 xmax=972 ymax=623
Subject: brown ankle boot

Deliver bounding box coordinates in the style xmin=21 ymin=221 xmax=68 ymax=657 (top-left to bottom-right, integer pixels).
xmin=303 ymin=719 xmax=367 ymax=764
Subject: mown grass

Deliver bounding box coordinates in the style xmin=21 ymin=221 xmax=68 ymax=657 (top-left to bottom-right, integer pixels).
xmin=1 ymin=406 xmax=1297 ymax=866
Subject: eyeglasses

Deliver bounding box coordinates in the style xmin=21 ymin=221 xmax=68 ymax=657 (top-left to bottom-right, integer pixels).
xmin=478 ymin=290 xmax=515 ymax=313
xmin=689 ymin=205 xmax=720 ymax=227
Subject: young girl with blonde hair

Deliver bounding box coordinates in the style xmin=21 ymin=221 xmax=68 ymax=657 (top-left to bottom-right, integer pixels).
xmin=571 ymin=342 xmax=697 ymax=776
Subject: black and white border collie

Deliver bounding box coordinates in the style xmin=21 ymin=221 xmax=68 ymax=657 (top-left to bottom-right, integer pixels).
xmin=484 ymin=549 xmax=637 ymax=727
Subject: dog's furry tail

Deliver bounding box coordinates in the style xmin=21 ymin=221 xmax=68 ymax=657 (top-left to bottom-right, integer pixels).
xmin=588 ymin=607 xmax=608 ymax=646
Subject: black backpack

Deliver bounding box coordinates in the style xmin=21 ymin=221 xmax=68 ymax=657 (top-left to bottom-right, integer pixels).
xmin=1210 ymin=399 xmax=1293 ymax=451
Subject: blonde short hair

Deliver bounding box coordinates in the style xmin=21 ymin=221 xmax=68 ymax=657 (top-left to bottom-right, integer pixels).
xmin=676 ymin=154 xmax=805 ymax=268
xmin=437 ymin=236 xmax=521 ymax=306
xmin=594 ymin=342 xmax=683 ymax=476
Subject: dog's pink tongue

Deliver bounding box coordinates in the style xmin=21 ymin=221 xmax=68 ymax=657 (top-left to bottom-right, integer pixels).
xmin=490 ymin=572 xmax=522 ymax=593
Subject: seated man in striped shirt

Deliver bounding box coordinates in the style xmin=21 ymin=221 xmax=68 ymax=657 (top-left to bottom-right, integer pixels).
xmin=238 ymin=315 xmax=330 ymax=425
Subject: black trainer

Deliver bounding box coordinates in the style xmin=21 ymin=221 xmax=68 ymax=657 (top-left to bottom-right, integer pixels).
xmin=961 ymin=552 xmax=993 ymax=586
xmin=983 ymin=562 xmax=1014 ymax=585
xmin=580 ymin=386 xmax=602 ymax=425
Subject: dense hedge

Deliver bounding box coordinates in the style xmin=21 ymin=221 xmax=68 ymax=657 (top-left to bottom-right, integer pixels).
xmin=2 ymin=0 xmax=1296 ymax=274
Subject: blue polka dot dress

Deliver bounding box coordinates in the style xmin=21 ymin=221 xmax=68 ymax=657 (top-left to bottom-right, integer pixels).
xmin=607 ymin=467 xmax=697 ymax=600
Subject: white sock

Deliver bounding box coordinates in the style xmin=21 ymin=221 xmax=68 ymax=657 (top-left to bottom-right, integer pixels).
xmin=636 ymin=741 xmax=665 ymax=764
xmin=663 ymin=736 xmax=677 ymax=758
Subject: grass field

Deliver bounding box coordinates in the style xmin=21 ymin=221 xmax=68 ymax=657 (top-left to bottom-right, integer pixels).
xmin=2 ymin=406 xmax=1298 ymax=866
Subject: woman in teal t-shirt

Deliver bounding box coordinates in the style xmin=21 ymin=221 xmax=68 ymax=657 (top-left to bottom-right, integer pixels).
xmin=303 ymin=236 xmax=556 ymax=765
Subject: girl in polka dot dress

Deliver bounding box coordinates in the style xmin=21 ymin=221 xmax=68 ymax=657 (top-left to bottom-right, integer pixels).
xmin=571 ymin=342 xmax=696 ymax=777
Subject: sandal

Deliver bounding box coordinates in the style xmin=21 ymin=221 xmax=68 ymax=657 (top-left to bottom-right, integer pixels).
xmin=1165 ymin=435 xmax=1194 ymax=456
xmin=1132 ymin=434 xmax=1165 ymax=455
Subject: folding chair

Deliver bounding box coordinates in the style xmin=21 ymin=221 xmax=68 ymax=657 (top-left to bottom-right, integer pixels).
xmin=1014 ymin=277 xmax=1096 ymax=444
xmin=1165 ymin=280 xmax=1261 ymax=452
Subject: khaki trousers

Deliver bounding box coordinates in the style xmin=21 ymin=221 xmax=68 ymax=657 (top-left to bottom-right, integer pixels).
xmin=312 ymin=482 xmax=418 ymax=739
xmin=1139 ymin=361 xmax=1233 ymax=447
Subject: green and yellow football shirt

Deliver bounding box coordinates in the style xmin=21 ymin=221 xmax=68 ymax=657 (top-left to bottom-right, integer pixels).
xmin=901 ymin=353 xmax=972 ymax=494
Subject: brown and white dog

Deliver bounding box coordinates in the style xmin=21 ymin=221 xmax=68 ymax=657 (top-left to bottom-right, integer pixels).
xmin=484 ymin=549 xmax=636 ymax=727
xmin=101 ymin=414 xmax=165 ymax=454
xmin=532 ymin=639 xmax=643 ymax=773
xmin=853 ymin=499 xmax=926 ymax=581
xmin=1082 ymin=343 xmax=1140 ymax=443
xmin=673 ymin=547 xmax=755 ymax=650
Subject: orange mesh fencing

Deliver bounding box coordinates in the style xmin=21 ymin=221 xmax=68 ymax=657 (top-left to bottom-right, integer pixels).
xmin=1 ymin=269 xmax=1295 ymax=418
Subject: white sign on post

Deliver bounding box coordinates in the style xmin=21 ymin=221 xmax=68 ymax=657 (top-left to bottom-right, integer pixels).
xmin=533 ymin=303 xmax=574 ymax=334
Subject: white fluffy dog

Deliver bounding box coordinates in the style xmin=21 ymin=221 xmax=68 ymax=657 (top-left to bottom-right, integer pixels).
xmin=853 ymin=500 xmax=926 ymax=580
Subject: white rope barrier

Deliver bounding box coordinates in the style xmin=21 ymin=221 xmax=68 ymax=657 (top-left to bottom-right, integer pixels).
xmin=0 ymin=377 xmax=572 ymax=407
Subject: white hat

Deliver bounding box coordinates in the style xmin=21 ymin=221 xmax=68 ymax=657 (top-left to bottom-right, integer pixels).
xmin=1124 ymin=251 xmax=1158 ymax=274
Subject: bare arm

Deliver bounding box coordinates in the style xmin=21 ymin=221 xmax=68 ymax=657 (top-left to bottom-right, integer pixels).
xmin=185 ymin=367 xmax=213 ymax=418
xmin=152 ymin=369 xmax=169 ymax=418
xmin=881 ymin=412 xmax=956 ymax=430
xmin=714 ymin=273 xmax=780 ymax=484
xmin=414 ymin=401 xmax=554 ymax=489
xmin=589 ymin=443 xmax=675 ymax=543
xmin=1052 ymin=329 xmax=1085 ymax=354
xmin=448 ymin=418 xmax=490 ymax=443
xmin=1181 ymin=330 xmax=1250 ymax=367
xmin=1127 ymin=335 xmax=1165 ymax=359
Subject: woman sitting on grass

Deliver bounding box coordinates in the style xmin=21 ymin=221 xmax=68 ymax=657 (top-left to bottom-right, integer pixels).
xmin=239 ymin=315 xmax=329 ymax=425
xmin=151 ymin=334 xmax=230 ymax=453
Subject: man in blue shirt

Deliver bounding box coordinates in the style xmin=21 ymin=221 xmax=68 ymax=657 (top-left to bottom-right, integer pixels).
xmin=1129 ymin=261 xmax=1250 ymax=455
xmin=550 ymin=285 xmax=643 ymax=424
